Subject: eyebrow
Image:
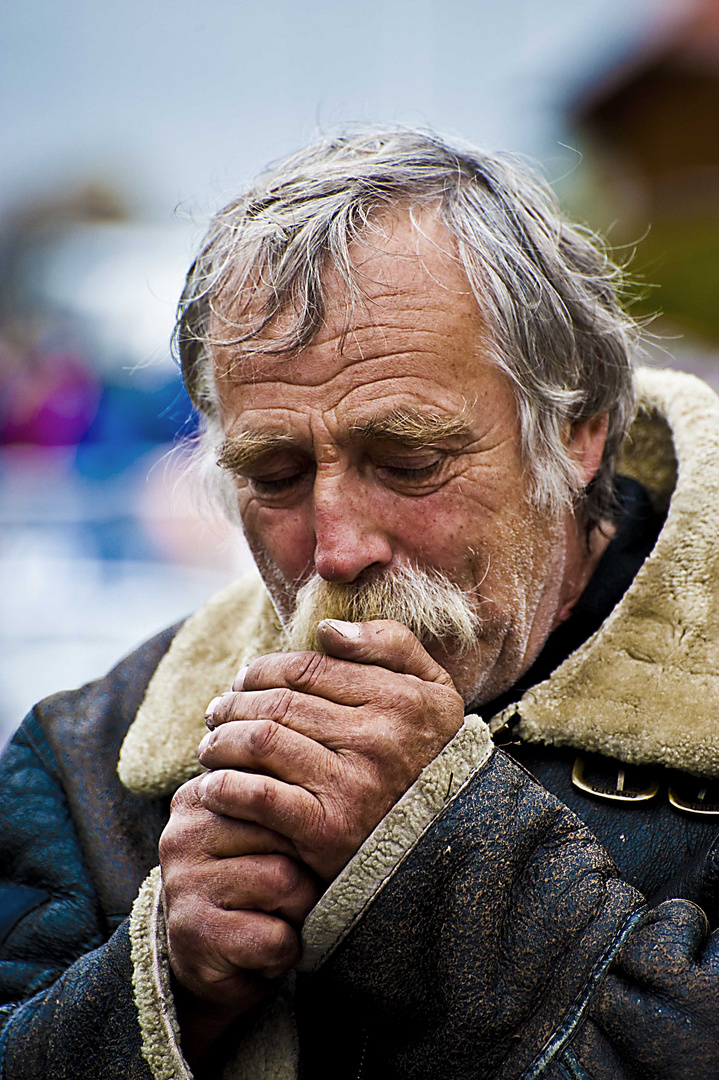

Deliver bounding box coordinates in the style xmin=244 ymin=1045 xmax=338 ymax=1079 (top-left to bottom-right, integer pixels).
xmin=216 ymin=430 xmax=294 ymax=473
xmin=216 ymin=406 xmax=473 ymax=474
xmin=350 ymin=407 xmax=473 ymax=447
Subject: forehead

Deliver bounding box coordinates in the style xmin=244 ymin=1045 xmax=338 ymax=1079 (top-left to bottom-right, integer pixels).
xmin=209 ymin=209 xmax=504 ymax=422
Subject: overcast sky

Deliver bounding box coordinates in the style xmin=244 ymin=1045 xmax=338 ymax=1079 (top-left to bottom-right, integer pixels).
xmin=1 ymin=0 xmax=666 ymax=222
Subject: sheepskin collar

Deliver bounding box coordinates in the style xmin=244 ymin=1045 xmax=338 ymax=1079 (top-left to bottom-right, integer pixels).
xmin=118 ymin=366 xmax=719 ymax=796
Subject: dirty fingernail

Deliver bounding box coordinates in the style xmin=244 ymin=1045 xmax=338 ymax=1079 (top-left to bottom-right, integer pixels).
xmin=322 ymin=619 xmax=362 ymax=639
xmin=205 ymin=695 xmax=224 ymax=722
xmin=232 ymin=665 xmax=249 ymax=691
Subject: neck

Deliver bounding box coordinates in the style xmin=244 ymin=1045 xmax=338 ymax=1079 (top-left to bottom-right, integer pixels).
xmin=553 ymin=517 xmax=615 ymax=631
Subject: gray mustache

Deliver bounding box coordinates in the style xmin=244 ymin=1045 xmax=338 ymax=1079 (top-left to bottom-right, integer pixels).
xmin=285 ymin=564 xmax=482 ymax=655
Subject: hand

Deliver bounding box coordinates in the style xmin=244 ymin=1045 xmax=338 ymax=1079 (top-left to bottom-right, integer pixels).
xmin=197 ymin=619 xmax=465 ymax=883
xmin=158 ymin=782 xmax=320 ymax=1060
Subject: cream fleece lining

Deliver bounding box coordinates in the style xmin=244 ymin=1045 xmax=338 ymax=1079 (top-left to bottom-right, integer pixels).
xmin=129 ymin=866 xmax=190 ymax=1080
xmin=512 ymin=367 xmax=719 ymax=776
xmin=118 ymin=575 xmax=282 ymax=796
xmin=118 ymin=366 xmax=719 ymax=794
xmin=130 ymin=868 xmax=300 ymax=1080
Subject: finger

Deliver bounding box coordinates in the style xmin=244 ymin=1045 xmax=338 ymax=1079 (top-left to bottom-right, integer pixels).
xmin=316 ymin=618 xmax=456 ymax=686
xmin=197 ymin=853 xmax=321 ymax=924
xmin=237 ymin=652 xmax=373 ymax=706
xmin=199 ymin=768 xmax=322 ymax=854
xmin=161 ymin=798 xmax=298 ymax=861
xmin=202 ymin=688 xmax=366 ymax=747
xmin=197 ymin=716 xmax=340 ymax=786
xmin=170 ymin=902 xmax=301 ymax=983
xmin=236 ymin=641 xmax=451 ymax=708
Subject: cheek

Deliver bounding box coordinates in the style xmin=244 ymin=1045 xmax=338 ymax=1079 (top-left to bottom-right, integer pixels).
xmin=240 ymin=500 xmax=316 ymax=579
xmin=393 ymin=482 xmax=504 ymax=569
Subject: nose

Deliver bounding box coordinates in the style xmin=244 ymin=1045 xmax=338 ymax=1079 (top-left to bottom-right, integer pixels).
xmin=312 ymin=471 xmax=393 ymax=583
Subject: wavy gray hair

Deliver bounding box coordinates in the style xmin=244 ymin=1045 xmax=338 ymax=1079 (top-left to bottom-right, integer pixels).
xmin=176 ymin=128 xmax=638 ymax=527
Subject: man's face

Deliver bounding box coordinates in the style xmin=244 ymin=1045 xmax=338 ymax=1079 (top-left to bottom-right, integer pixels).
xmin=211 ymin=213 xmax=578 ymax=707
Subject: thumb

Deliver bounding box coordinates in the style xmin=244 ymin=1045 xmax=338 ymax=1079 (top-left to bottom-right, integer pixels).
xmin=315 ymin=618 xmax=456 ymax=689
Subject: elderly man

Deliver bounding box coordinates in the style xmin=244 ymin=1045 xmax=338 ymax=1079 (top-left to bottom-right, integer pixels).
xmin=1 ymin=130 xmax=719 ymax=1079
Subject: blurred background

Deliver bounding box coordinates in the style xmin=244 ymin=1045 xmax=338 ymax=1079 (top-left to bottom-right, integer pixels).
xmin=1 ymin=0 xmax=717 ymax=743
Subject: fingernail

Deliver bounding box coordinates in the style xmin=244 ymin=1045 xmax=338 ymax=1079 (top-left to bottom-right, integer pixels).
xmin=199 ymin=773 xmax=211 ymax=798
xmin=198 ymin=732 xmax=211 ymax=754
xmin=232 ymin=665 xmax=249 ymax=691
xmin=322 ymin=619 xmax=361 ymax=639
xmin=205 ymin=695 xmax=224 ymax=721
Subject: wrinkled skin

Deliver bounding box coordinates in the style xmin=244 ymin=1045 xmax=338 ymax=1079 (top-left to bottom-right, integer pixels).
xmin=159 ymin=210 xmax=611 ymax=1066
xmin=160 ymin=619 xmax=464 ymax=1063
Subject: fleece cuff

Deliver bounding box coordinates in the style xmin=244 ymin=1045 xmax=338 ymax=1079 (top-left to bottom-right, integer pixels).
xmin=300 ymin=713 xmax=494 ymax=971
xmin=129 ymin=868 xmax=299 ymax=1080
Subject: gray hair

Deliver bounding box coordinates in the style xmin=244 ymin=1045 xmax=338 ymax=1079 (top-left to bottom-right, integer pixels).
xmin=176 ymin=127 xmax=638 ymax=527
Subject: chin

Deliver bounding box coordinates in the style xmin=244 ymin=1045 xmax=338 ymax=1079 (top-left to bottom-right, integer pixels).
xmin=429 ymin=630 xmax=524 ymax=710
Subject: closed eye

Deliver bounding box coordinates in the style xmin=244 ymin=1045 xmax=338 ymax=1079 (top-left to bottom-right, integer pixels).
xmin=383 ymin=461 xmax=442 ymax=480
xmin=250 ymin=475 xmax=302 ymax=493
xmin=375 ymin=455 xmax=449 ymax=492
xmin=245 ymin=463 xmax=315 ymax=498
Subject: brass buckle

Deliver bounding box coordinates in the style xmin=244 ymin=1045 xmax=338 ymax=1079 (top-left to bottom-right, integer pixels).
xmin=667 ymin=783 xmax=719 ymax=816
xmin=572 ymin=755 xmax=660 ymax=803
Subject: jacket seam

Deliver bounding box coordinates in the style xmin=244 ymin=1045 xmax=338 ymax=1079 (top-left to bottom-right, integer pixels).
xmin=518 ymin=903 xmax=648 ymax=1080
xmin=18 ymin=712 xmax=64 ymax=782
xmin=558 ymin=1046 xmax=593 ymax=1080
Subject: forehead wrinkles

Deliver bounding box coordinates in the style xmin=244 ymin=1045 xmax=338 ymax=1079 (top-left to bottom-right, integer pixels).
xmin=208 ymin=206 xmax=481 ymax=381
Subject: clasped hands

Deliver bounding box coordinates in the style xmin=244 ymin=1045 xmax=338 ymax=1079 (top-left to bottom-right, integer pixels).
xmin=159 ymin=618 xmax=464 ymax=1053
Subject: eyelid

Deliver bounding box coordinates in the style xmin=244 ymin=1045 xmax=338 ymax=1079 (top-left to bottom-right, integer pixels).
xmin=246 ymin=471 xmax=313 ymax=501
xmin=375 ymin=446 xmax=448 ymax=470
xmin=376 ymin=457 xmax=448 ymax=491
xmin=239 ymin=448 xmax=312 ymax=479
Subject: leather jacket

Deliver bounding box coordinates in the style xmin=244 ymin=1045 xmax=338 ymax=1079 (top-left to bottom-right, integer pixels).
xmin=0 ymin=625 xmax=718 ymax=1079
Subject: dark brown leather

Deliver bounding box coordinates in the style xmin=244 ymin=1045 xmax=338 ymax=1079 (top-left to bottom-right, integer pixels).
xmin=3 ymin=626 xmax=719 ymax=1078
xmin=35 ymin=625 xmax=177 ymax=929
xmin=507 ymin=741 xmax=719 ymax=913
xmin=0 ymin=627 xmax=178 ymax=1078
xmin=297 ymin=749 xmax=646 ymax=1079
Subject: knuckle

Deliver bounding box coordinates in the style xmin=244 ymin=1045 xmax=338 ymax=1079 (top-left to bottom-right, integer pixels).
xmin=170 ymin=777 xmax=203 ymax=813
xmin=246 ymin=774 xmax=276 ymax=811
xmin=396 ymin=680 xmax=425 ymax=717
xmin=408 ymin=680 xmax=427 ymax=712
xmin=263 ymin=918 xmax=298 ymax=964
xmin=272 ymin=687 xmax=295 ymax=724
xmin=304 ymin=795 xmax=331 ymax=845
xmin=247 ymin=718 xmax=281 ymax=759
xmin=266 ymin=855 xmax=302 ymax=900
xmin=289 ymin=651 xmax=328 ymax=691
xmin=158 ymin=825 xmax=180 ymax=863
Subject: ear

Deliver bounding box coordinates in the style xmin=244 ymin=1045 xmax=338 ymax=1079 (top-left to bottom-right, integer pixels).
xmin=567 ymin=413 xmax=609 ymax=489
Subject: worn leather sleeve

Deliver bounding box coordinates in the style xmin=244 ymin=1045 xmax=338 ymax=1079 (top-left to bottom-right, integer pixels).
xmin=564 ymin=899 xmax=719 ymax=1080
xmin=294 ymin=747 xmax=719 ymax=1080
xmin=0 ymin=629 xmax=177 ymax=1079
xmin=0 ymin=714 xmax=154 ymax=1078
